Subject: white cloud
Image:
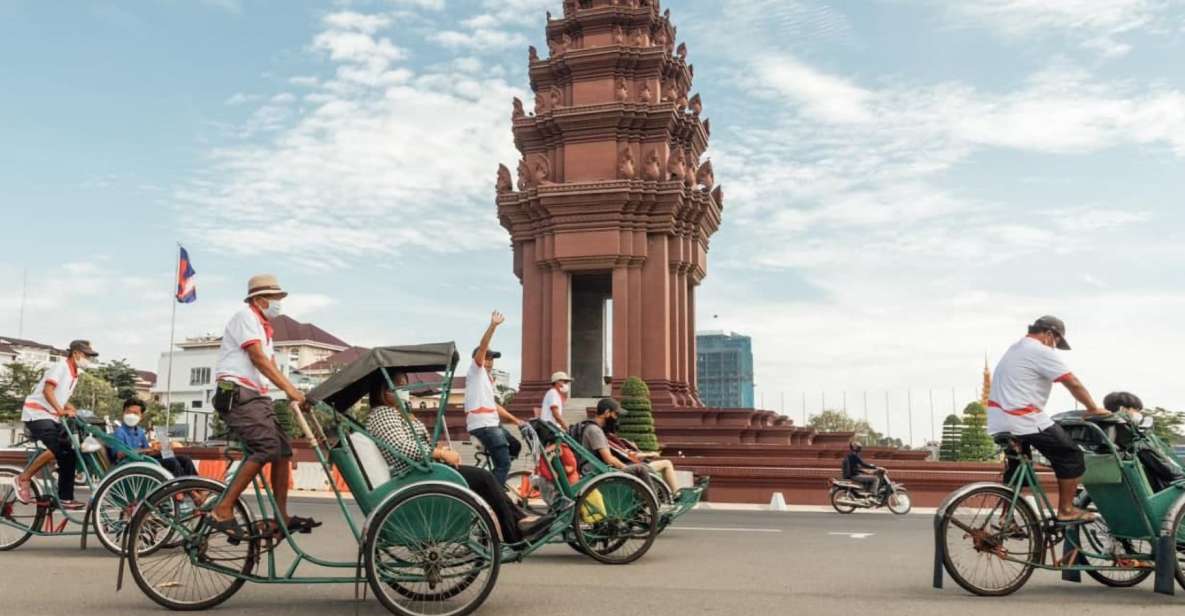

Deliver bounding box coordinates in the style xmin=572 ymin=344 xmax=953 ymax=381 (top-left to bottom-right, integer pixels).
xmin=430 ymin=29 xmax=527 ymax=50
xmin=323 ymin=11 xmax=392 ymax=34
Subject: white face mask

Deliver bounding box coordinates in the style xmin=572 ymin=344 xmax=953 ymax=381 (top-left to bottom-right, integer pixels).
xmin=558 ymin=383 xmax=570 ymax=394
xmin=396 ymin=390 xmax=411 ymax=405
xmin=262 ymin=300 xmax=283 ymax=319
xmin=123 ymin=414 xmax=142 ymax=428
xmin=76 ymin=355 xmax=94 ymax=369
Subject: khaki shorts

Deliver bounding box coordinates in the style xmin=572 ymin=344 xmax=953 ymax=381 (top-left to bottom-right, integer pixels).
xmin=222 ymin=385 xmax=292 ymax=464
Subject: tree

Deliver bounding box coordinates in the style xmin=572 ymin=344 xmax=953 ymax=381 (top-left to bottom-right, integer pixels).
xmin=617 ymin=377 xmax=659 ymax=452
xmin=0 ymin=362 xmax=44 ymax=423
xmin=939 ymin=414 xmax=964 ymax=461
xmin=95 ymin=359 xmax=140 ymax=401
xmin=1144 ymin=407 xmax=1185 ymax=445
xmin=273 ymin=399 xmax=302 ymax=438
xmin=807 ymin=409 xmax=887 ymax=447
xmin=959 ymin=401 xmax=995 ymax=461
xmin=70 ymin=371 xmax=121 ymax=419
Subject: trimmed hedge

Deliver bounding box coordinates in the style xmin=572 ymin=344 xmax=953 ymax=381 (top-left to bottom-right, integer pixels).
xmin=617 ymin=377 xmax=659 ymax=452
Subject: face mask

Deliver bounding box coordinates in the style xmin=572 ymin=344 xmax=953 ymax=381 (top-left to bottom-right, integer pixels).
xmin=604 ymin=416 xmax=619 ymax=433
xmin=558 ymin=383 xmax=570 ymax=394
xmin=123 ymin=414 xmax=142 ymax=428
xmin=262 ymin=300 xmax=283 ymax=319
xmin=396 ymin=390 xmax=411 ymax=405
xmin=76 ymin=355 xmax=93 ymax=369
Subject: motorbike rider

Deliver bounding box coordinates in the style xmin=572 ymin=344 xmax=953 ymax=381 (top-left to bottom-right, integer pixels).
xmin=842 ymin=441 xmax=881 ymax=495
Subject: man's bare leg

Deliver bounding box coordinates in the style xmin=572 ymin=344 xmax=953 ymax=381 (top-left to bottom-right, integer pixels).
xmin=212 ymin=460 xmax=262 ymax=521
xmin=1056 ymin=477 xmax=1080 ymax=518
xmin=17 ymin=450 xmax=56 ymax=483
xmin=271 ymin=459 xmax=291 ymax=521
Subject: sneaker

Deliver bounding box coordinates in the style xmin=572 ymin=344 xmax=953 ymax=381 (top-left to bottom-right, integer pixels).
xmin=59 ymin=500 xmax=87 ymax=511
xmin=11 ymin=476 xmax=32 ymax=504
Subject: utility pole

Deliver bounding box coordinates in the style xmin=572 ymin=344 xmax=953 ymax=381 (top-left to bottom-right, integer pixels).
xmin=929 ymin=389 xmax=936 ymax=442
xmin=18 ymin=268 xmax=28 ymax=338
xmin=885 ymin=391 xmax=891 ymax=440
xmin=907 ymin=389 xmax=914 ymax=447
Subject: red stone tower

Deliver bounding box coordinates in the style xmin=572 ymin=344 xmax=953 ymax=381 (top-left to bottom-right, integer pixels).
xmin=496 ymin=0 xmax=723 ymax=410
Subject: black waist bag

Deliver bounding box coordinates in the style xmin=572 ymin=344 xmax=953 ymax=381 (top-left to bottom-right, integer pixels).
xmin=212 ymin=381 xmax=238 ymax=415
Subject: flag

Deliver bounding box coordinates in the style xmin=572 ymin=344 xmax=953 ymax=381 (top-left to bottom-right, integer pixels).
xmin=176 ymin=246 xmax=196 ymax=303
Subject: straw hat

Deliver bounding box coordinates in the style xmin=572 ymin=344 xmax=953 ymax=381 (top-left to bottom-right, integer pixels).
xmin=245 ymin=274 xmax=288 ymax=300
xmin=550 ymin=371 xmax=572 ymax=383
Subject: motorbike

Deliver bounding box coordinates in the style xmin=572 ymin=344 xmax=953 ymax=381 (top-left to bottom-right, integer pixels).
xmin=828 ymin=468 xmax=911 ymax=515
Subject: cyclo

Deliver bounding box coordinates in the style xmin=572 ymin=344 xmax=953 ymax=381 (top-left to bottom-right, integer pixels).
xmin=934 ymin=410 xmax=1185 ymax=596
xmin=0 ymin=411 xmax=173 ymax=555
xmin=118 ymin=343 xmax=660 ymax=616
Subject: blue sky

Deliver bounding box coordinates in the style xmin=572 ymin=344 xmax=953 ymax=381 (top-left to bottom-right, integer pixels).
xmin=2 ymin=0 xmax=1184 ymax=444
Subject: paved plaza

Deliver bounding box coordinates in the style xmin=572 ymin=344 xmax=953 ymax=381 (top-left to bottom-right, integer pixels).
xmin=4 ymin=497 xmax=1184 ymax=616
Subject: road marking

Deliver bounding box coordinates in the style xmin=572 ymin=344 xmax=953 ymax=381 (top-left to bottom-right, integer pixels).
xmin=828 ymin=532 xmax=875 ymax=539
xmin=669 ymin=526 xmax=783 ymax=533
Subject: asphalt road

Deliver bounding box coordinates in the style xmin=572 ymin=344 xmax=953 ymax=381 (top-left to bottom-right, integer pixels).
xmin=4 ymin=498 xmax=1185 ymax=615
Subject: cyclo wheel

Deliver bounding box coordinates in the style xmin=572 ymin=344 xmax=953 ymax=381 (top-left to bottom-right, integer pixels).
xmin=572 ymin=473 xmax=659 ymax=565
xmin=650 ymin=474 xmax=673 ymax=508
xmin=93 ymin=466 xmax=171 ymax=556
xmin=940 ymin=485 xmax=1041 ymax=596
xmin=0 ymin=466 xmax=43 ymax=551
xmin=886 ymin=490 xmax=912 ymax=515
xmin=365 ymin=483 xmax=501 ymax=616
xmin=830 ymin=488 xmax=856 ymax=514
xmin=127 ymin=479 xmax=257 ymax=611
xmin=1077 ymin=495 xmax=1152 ymax=587
xmin=503 ymin=470 xmax=546 ymax=516
xmin=1161 ymin=493 xmax=1185 ymax=591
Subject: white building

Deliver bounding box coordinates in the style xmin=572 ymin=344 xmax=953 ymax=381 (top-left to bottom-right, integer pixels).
xmin=152 ymin=315 xmax=349 ymax=442
xmin=0 ymin=336 xmax=68 ymax=376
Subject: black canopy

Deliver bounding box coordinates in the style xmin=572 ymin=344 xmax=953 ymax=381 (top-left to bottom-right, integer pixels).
xmin=308 ymin=342 xmax=460 ymax=412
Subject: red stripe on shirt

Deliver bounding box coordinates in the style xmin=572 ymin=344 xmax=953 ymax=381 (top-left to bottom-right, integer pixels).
xmin=1054 ymin=372 xmax=1073 ymax=383
xmin=241 ymin=339 xmax=261 ymax=349
xmin=45 ymin=379 xmax=58 ymax=387
xmin=987 ymin=400 xmax=1041 ymax=416
xmin=468 ymin=407 xmax=497 ymax=414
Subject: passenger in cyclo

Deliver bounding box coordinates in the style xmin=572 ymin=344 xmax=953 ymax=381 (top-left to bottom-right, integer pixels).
xmin=365 ymin=372 xmax=551 ymax=543
xmin=11 ymin=339 xmax=97 ymax=509
xmin=537 ymin=370 xmax=573 ymax=431
xmin=1101 ymin=391 xmax=1185 ymax=491
xmin=842 ymin=441 xmax=881 ymax=495
xmin=465 ymin=311 xmax=527 ymax=486
xmin=988 ymin=315 xmax=1110 ymax=523
xmin=207 ymin=274 xmax=319 ymax=539
xmin=574 ymin=399 xmax=656 ymax=493
xmin=600 ymin=402 xmax=684 ymax=495
xmin=111 ymin=398 xmax=198 ymax=478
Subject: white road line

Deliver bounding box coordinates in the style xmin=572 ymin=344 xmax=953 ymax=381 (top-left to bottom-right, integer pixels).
xmin=668 ymin=526 xmax=783 ymax=533
xmin=828 ymin=532 xmax=875 ymax=539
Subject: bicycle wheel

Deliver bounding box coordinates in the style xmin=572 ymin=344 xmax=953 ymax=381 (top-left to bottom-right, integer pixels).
xmin=940 ymin=486 xmax=1041 ymax=596
xmin=651 ymin=474 xmax=673 ymax=508
xmin=127 ymin=479 xmax=256 ymax=611
xmin=572 ymin=473 xmax=658 ymax=565
xmin=365 ymin=483 xmax=500 ymax=616
xmin=830 ymin=488 xmax=856 ymax=514
xmin=93 ymin=466 xmax=171 ymax=556
xmin=0 ymin=466 xmax=42 ymax=551
xmin=886 ymin=489 xmax=912 ymax=515
xmin=1077 ymin=495 xmax=1152 ymax=587
xmin=503 ymin=470 xmax=546 ymax=515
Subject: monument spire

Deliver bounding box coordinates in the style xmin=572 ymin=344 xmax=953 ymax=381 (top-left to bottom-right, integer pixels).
xmin=981 ymin=356 xmax=991 ymax=407
xmin=496 ymin=0 xmax=722 ymax=410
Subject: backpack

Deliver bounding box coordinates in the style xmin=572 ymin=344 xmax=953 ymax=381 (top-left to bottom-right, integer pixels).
xmin=568 ymin=420 xmax=596 ymax=446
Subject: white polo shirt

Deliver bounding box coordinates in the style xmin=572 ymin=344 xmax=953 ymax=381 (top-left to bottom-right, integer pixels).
xmin=214 ymin=305 xmax=274 ymax=394
xmin=539 ymin=387 xmax=565 ymax=426
xmin=22 ymin=360 xmax=80 ymax=423
xmin=464 ymin=359 xmax=500 ymax=432
xmin=986 ymin=337 xmax=1072 ymax=436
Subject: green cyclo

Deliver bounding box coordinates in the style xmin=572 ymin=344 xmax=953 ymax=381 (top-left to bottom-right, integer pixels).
xmin=0 ymin=412 xmax=173 ymax=555
xmin=934 ymin=410 xmax=1185 ymax=596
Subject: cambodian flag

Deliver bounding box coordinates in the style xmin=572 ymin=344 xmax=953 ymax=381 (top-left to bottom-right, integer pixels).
xmin=176 ymin=246 xmax=196 ymax=304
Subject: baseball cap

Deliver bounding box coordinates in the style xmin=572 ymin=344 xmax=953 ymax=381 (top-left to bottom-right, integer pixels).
xmin=596 ymin=398 xmax=626 ymax=416
xmin=471 ymin=347 xmax=502 ymax=360
xmin=68 ymin=340 xmax=99 ymax=358
xmin=1032 ymin=315 xmax=1071 ymax=350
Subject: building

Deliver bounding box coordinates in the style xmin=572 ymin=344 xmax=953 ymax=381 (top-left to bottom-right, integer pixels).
xmin=496 ymin=0 xmax=722 ymax=410
xmin=696 ymin=331 xmax=754 ymax=409
xmin=151 ymin=315 xmax=349 ymax=441
xmin=0 ymin=336 xmax=68 ymax=373
xmin=134 ymin=370 xmax=158 ymax=402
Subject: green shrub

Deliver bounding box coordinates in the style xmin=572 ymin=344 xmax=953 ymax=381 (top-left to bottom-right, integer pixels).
xmin=617 ymin=376 xmax=659 ymax=452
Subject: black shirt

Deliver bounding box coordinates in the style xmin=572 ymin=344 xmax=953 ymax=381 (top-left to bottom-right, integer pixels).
xmin=843 ymin=452 xmax=874 ymax=479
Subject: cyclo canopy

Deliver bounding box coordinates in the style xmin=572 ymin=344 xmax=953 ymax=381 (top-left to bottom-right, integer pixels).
xmin=308 ymin=342 xmax=460 ymax=412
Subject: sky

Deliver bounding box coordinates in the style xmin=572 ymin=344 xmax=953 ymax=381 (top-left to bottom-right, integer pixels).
xmin=2 ymin=0 xmax=1184 ymax=445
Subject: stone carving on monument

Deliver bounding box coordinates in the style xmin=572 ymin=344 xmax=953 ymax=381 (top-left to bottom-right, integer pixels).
xmin=696 ymin=159 xmax=714 ymax=189
xmin=711 ymin=185 xmax=724 ymax=207
xmin=528 ymin=45 xmax=539 ymax=62
xmin=689 ymin=93 xmax=702 ymax=116
xmin=512 ymin=97 xmax=525 ymax=120
xmin=497 ymin=0 xmax=721 ymax=409
xmin=496 ymin=164 xmax=513 ymax=194
xmin=676 ymin=42 xmax=687 ymax=60
xmin=703 ymin=117 xmax=711 ymax=136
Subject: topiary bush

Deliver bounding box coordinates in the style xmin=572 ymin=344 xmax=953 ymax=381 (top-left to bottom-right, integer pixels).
xmin=617 ymin=376 xmax=660 ymax=452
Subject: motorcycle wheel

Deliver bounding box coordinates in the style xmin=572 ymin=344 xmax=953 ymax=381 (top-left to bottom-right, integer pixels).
xmin=886 ymin=489 xmax=911 ymax=515
xmin=830 ymin=488 xmax=857 ymax=514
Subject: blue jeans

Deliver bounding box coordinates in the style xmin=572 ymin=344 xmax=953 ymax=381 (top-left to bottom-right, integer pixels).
xmin=470 ymin=427 xmax=511 ymax=485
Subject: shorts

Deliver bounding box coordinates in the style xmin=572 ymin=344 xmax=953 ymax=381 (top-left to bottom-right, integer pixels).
xmin=25 ymin=419 xmax=72 ymax=463
xmin=1006 ymin=424 xmax=1085 ymax=480
xmin=220 ymin=385 xmax=292 ymax=464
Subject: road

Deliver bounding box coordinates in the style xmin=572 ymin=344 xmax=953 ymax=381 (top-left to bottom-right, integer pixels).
xmin=4 ymin=497 xmax=1184 ymax=615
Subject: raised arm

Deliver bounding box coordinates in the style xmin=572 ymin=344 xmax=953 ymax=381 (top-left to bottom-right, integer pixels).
xmin=475 ymin=311 xmax=505 ymax=368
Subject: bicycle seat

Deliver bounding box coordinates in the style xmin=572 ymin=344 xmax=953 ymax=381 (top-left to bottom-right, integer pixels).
xmin=991 ymin=432 xmax=1017 ymax=448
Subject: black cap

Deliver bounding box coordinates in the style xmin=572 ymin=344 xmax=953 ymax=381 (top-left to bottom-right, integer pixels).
xmin=1032 ymin=315 xmax=1071 ymax=350
xmin=68 ymin=340 xmax=99 ymax=357
xmin=471 ymin=347 xmax=502 ymax=360
xmin=596 ymin=398 xmax=625 ymax=416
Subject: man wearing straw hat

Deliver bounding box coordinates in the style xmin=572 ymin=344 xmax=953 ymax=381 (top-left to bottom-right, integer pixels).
xmin=206 ymin=274 xmax=319 ymax=538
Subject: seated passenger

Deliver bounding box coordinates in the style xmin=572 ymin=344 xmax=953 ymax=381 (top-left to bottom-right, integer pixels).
xmin=602 ymin=418 xmax=682 ymax=496
xmin=576 ymin=399 xmax=656 ymax=493
xmin=365 ymin=372 xmax=547 ymax=544
xmin=1104 ymin=391 xmax=1185 ymax=492
xmin=112 ymin=399 xmax=198 ymax=478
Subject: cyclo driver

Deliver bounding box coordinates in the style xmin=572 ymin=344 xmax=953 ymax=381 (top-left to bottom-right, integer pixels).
xmin=987 ymin=315 xmax=1109 ymax=523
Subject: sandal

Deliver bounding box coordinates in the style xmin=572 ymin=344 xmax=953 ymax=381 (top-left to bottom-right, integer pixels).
xmin=1056 ymin=509 xmax=1097 ymax=524
xmin=10 ymin=476 xmax=32 ymax=504
xmin=207 ymin=512 xmax=249 ymax=543
xmin=286 ymin=515 xmax=322 ymax=534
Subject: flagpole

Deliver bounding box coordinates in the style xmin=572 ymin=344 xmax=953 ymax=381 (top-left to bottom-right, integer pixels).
xmin=164 ymin=243 xmax=180 ymax=437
